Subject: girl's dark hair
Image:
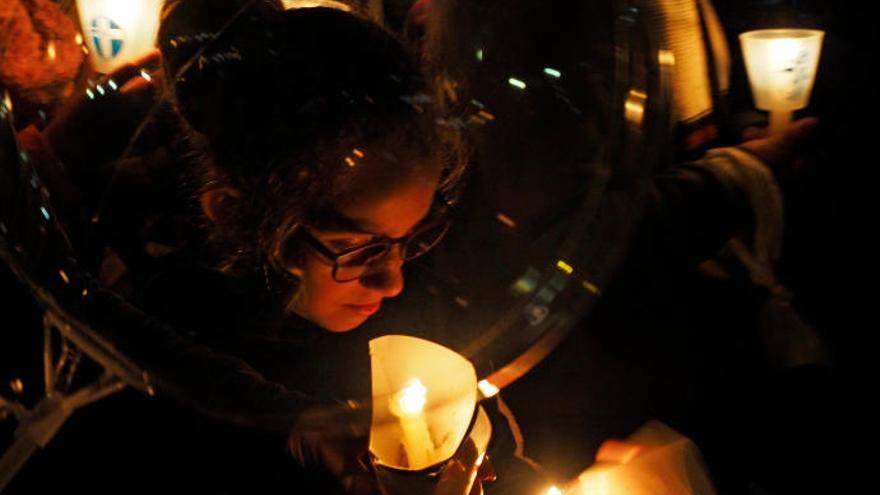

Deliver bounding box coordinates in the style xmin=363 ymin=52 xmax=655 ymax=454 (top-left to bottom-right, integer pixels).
xmin=159 ymin=1 xmax=464 ymax=276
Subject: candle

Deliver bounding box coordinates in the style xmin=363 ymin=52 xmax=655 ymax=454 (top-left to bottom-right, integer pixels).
xmin=389 ymin=377 xmax=435 ymax=469
xmin=369 ymin=335 xmax=478 ymax=473
xmin=76 ymin=0 xmax=163 ymax=74
xmin=739 ymin=29 xmax=824 ymax=133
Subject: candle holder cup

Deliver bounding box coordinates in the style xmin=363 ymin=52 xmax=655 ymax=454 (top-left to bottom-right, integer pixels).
xmin=739 ymin=29 xmax=824 ymax=134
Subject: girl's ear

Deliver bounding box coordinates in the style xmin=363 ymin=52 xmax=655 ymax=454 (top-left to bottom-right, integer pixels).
xmin=199 ymin=185 xmax=241 ymax=224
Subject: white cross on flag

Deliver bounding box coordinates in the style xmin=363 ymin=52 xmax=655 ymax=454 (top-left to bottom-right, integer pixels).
xmin=90 ymin=16 xmax=125 ymax=60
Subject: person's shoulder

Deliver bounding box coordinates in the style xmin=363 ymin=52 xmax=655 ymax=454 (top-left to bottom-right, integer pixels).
xmin=135 ymin=250 xmax=259 ymax=335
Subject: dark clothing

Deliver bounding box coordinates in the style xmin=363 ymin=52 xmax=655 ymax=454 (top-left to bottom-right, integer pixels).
xmin=9 ymin=126 xmax=370 ymax=494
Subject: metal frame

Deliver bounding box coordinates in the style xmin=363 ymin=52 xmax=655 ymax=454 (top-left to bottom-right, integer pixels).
xmin=0 ymin=311 xmax=138 ymax=492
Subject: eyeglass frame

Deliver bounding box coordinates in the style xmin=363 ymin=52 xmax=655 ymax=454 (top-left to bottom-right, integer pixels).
xmin=290 ymin=216 xmax=451 ymax=282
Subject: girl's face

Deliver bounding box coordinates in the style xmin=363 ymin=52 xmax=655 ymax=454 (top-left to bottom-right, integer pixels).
xmin=289 ymin=169 xmax=441 ymax=332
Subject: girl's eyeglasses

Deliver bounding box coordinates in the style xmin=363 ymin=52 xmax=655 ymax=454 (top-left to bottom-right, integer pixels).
xmin=281 ymin=218 xmax=451 ymax=282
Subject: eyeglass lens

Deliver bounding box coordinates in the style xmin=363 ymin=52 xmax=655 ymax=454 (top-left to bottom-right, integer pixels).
xmin=333 ymin=221 xmax=449 ymax=281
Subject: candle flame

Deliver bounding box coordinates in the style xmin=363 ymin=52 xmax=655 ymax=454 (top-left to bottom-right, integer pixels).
xmin=546 ymin=486 xmax=563 ymax=495
xmin=397 ymin=378 xmax=427 ymax=415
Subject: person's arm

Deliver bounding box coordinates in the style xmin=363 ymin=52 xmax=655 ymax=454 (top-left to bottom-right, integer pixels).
xmin=645 ymin=117 xmax=818 ymax=266
xmin=646 ymin=157 xmax=754 ymax=264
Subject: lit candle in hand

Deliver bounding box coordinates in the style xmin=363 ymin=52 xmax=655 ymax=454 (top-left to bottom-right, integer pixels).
xmin=389 ymin=377 xmax=435 ymax=469
xmin=740 ymin=29 xmax=824 ymax=133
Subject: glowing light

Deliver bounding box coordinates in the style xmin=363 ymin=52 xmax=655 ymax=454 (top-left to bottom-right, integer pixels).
xmin=511 ymin=267 xmax=540 ymax=295
xmin=40 ymin=207 xmax=51 ymax=220
xmin=545 ymin=487 xmax=563 ymax=495
xmin=658 ymin=49 xmax=675 ymax=66
xmin=370 ymin=335 xmax=477 ymax=472
xmin=75 ymin=33 xmax=83 ymax=45
xmin=85 ymin=88 xmax=95 ymax=100
xmin=10 ymin=378 xmax=24 ymax=395
xmin=495 ymin=212 xmax=516 ymax=228
xmin=740 ymin=29 xmax=824 ymax=133
xmin=624 ymin=89 xmax=646 ymax=126
xmin=455 ymin=296 xmax=469 ymax=308
xmin=81 ymin=288 xmax=89 ymax=297
xmin=352 ymin=148 xmax=364 ymax=158
xmin=107 ymin=78 xmax=118 ymax=90
xmin=581 ymin=280 xmax=601 ymax=296
xmin=477 ymin=380 xmax=500 ymax=398
xmin=139 ymin=69 xmax=152 ymax=81
xmin=59 ymin=270 xmax=70 ymax=284
xmin=2 ymin=91 xmax=11 ymax=112
xmin=556 ymin=260 xmax=574 ymax=275
xmin=396 ymin=378 xmax=428 ymax=415
xmin=543 ymin=67 xmax=562 ymax=78
xmin=388 ymin=376 xmax=436 ymax=469
xmin=478 ymin=110 xmax=496 ymax=121
xmin=476 ymin=49 xmax=484 ymax=61
xmin=345 ymin=157 xmax=356 ymax=167
xmin=46 ymin=41 xmax=56 ymax=61
xmin=77 ymin=0 xmax=163 ymax=73
xmin=508 ymin=77 xmax=527 ymax=90
xmin=95 ymin=84 xmax=105 ymax=95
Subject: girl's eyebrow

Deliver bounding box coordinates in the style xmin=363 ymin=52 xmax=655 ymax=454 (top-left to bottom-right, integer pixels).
xmin=311 ymin=209 xmax=378 ymax=236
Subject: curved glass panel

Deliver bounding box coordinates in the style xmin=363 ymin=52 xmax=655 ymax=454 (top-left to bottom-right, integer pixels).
xmin=0 ymin=0 xmax=668 ymax=489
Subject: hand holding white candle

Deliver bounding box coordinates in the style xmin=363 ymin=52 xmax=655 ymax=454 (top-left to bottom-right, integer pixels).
xmin=739 ymin=29 xmax=824 ymax=134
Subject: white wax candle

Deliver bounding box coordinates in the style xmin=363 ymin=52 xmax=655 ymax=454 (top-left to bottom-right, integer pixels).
xmin=389 ymin=377 xmax=435 ymax=469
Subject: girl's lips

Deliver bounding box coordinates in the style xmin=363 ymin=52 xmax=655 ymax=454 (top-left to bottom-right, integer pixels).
xmin=346 ymin=301 xmax=381 ymax=316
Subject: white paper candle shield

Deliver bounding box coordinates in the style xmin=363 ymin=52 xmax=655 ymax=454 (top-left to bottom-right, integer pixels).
xmin=369 ymin=335 xmax=478 ymax=471
xmin=77 ymin=0 xmax=163 ymax=74
xmin=739 ymin=29 xmax=824 ymax=132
